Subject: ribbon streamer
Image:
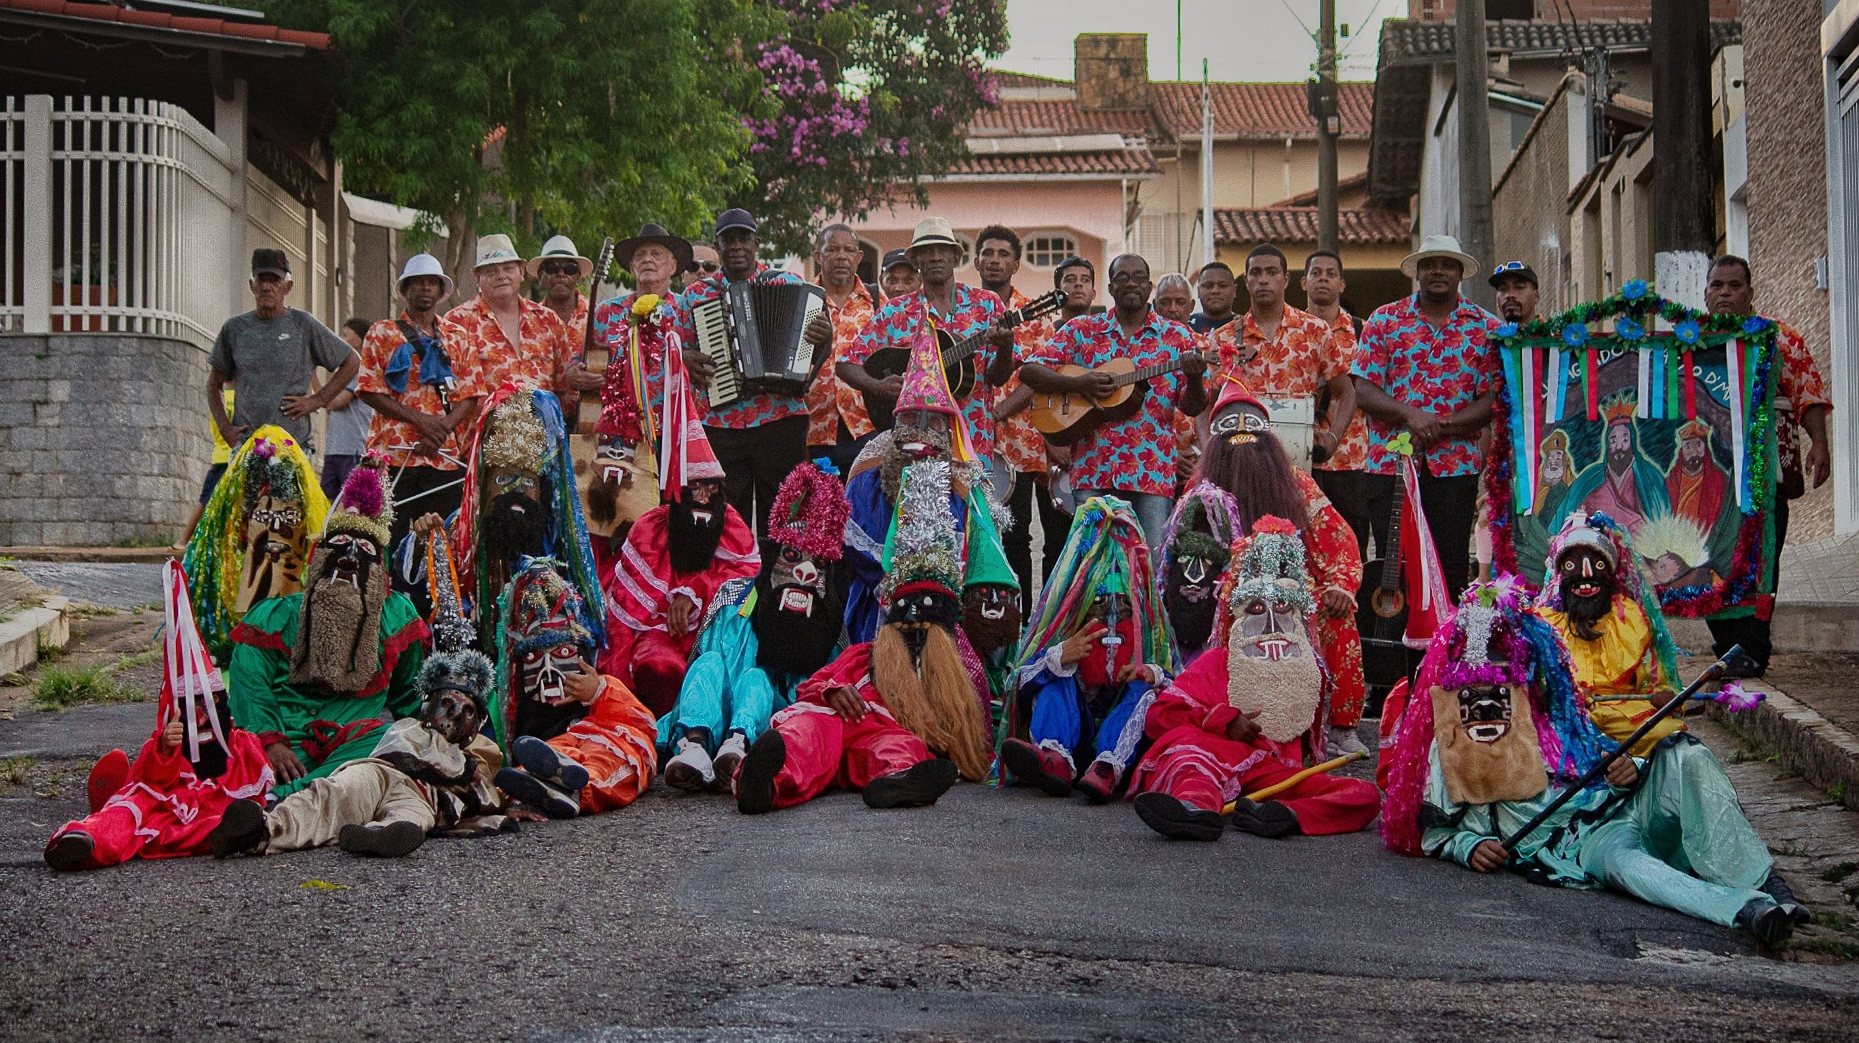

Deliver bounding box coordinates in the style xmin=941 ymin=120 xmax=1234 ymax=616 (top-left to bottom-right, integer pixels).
xmin=1545 ymin=346 xmax=1565 ymax=423
xmin=1500 ymin=348 xmax=1531 ymax=512
xmin=1635 ymin=348 xmax=1652 ymax=419
xmin=1584 ymin=348 xmax=1599 ymax=421
xmin=1725 ymin=337 xmax=1747 ymax=512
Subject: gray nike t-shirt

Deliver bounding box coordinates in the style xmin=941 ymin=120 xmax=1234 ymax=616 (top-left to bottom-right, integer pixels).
xmin=207 ymin=307 xmax=356 ymax=450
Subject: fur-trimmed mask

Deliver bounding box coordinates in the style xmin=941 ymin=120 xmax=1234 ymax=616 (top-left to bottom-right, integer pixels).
xmin=881 ymin=411 xmax=954 ymax=501
xmin=872 ymin=580 xmax=992 ymax=782
xmin=417 ymin=651 xmax=492 ymax=746
xmin=962 ymin=583 xmax=1022 ymax=659
xmin=1224 ymin=583 xmax=1322 ymax=742
xmin=289 ymin=531 xmax=389 ymax=692
xmin=751 ymin=544 xmax=843 ymax=679
xmin=1164 ymin=527 xmax=1228 ymax=655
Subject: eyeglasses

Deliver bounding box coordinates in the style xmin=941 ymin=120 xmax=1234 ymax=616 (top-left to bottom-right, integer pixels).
xmin=538 ymin=261 xmax=581 ymax=277
xmin=695 ymin=261 xmax=720 ymax=273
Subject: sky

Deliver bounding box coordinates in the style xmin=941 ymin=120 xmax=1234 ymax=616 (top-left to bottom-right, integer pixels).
xmin=998 ymin=0 xmax=1395 ymax=84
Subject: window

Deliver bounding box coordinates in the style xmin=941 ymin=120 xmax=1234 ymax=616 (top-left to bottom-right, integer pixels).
xmin=1025 ymin=234 xmax=1079 ymax=268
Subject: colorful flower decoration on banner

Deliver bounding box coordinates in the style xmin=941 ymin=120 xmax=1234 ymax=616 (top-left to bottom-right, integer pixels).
xmin=1495 ymin=322 xmax=1519 ymax=338
xmin=1561 ymin=323 xmax=1588 ymax=348
xmin=1615 ymin=316 xmax=1646 ymax=342
xmin=1621 ymin=278 xmax=1648 ymax=301
xmin=1674 ymin=319 xmax=1701 ymax=345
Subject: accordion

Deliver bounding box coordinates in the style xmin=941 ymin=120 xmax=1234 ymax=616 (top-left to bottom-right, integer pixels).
xmin=691 ymin=281 xmax=828 ymax=409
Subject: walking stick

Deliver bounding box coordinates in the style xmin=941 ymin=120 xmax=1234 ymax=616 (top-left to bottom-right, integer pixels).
xmin=1222 ymin=749 xmax=1368 ymax=815
xmin=1498 ymin=645 xmax=1752 ymax=854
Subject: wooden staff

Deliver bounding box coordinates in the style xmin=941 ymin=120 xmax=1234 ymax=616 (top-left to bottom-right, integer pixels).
xmin=1222 ymin=749 xmax=1368 ymax=815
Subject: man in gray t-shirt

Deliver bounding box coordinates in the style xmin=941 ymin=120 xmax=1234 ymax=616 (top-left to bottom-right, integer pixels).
xmin=208 ymin=248 xmax=360 ymax=452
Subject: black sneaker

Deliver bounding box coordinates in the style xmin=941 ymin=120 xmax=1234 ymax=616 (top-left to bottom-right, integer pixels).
xmin=337 ymin=820 xmax=427 ymax=858
xmin=208 ymin=798 xmax=269 ymax=858
xmin=1133 ymin=792 xmax=1225 ymax=841
xmin=494 ymin=767 xmax=580 ymax=820
xmin=1228 ymin=796 xmax=1300 ymax=839
xmin=44 ymin=831 xmax=95 ymax=871
xmin=1737 ymin=897 xmax=1796 ymax=948
xmin=735 ymin=730 xmax=787 ymax=815
xmin=512 ymin=735 xmax=589 ymax=794
xmin=862 ymin=758 xmax=959 ymax=809
xmin=1761 ymin=868 xmax=1813 ymax=925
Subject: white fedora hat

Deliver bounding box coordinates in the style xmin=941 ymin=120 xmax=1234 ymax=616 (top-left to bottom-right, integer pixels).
xmin=1401 ymin=234 xmax=1478 ymax=279
xmin=473 ymin=233 xmax=524 ymax=270
xmin=527 ymin=234 xmax=593 ymax=279
xmin=396 ymin=252 xmax=455 ymax=300
xmin=908 ymin=217 xmax=961 ymax=252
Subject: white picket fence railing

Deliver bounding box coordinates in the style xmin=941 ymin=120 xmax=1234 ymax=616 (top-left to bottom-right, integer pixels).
xmin=1 ymin=95 xmax=238 ymax=348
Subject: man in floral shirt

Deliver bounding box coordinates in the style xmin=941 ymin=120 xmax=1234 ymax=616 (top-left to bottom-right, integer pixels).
xmin=1351 ymin=235 xmax=1499 ymax=604
xmin=841 ymin=217 xmax=1016 ymax=460
xmin=805 ymin=223 xmax=880 ymax=475
xmin=1022 ymin=254 xmax=1209 ymax=553
xmin=449 ymin=234 xmax=576 ymax=412
xmin=1300 ymin=250 xmax=1372 ymax=557
xmin=1704 ymin=255 xmax=1833 ymax=678
xmin=672 ymin=208 xmax=832 ymax=536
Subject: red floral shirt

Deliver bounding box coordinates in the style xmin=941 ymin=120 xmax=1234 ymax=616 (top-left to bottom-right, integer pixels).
xmin=1351 ymin=294 xmax=1499 ymax=477
xmin=1031 ymin=310 xmax=1202 ymax=497
xmin=805 ymin=279 xmax=879 ymax=446
xmin=671 ymin=264 xmax=808 ymax=430
xmin=557 ymin=294 xmax=589 ymax=351
xmin=588 ymin=290 xmax=678 ymax=437
xmin=448 ymin=294 xmax=575 ymax=400
xmin=1768 ymin=318 xmax=1833 ymax=492
xmin=355 ymin=313 xmax=486 ymax=471
xmin=845 ymin=283 xmax=1008 ymax=458
xmin=993 ymin=288 xmax=1057 ymax=476
xmin=1317 ymin=310 xmax=1370 ymax=472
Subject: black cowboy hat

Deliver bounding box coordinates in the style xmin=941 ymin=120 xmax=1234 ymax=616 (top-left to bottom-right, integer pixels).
xmin=615 ymin=223 xmax=696 ymax=274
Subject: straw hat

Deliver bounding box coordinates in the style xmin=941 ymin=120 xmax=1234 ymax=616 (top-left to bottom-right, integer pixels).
xmin=473 ymin=233 xmax=524 ymax=270
xmin=1400 ymin=234 xmax=1478 ymax=279
xmin=526 ymin=235 xmax=593 ymax=279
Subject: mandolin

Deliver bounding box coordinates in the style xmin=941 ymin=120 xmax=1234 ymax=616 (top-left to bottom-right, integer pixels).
xmin=1027 ymin=350 xmax=1206 ymax=447
xmin=861 ymin=289 xmax=1065 ymax=431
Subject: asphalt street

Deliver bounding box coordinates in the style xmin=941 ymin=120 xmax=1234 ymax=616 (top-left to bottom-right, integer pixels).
xmin=3 ymin=779 xmax=1856 ymax=1043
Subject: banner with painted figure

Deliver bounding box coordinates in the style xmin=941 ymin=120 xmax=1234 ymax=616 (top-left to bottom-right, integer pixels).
xmin=1487 ymin=281 xmax=1779 ymax=618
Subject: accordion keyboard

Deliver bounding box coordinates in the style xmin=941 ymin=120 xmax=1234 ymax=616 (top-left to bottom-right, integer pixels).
xmin=691 ymin=297 xmax=741 ymax=408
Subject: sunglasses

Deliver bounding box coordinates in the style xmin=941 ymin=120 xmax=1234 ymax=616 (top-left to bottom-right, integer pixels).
xmin=539 ymin=261 xmax=581 ymax=277
xmin=1491 ymin=261 xmax=1530 ymax=276
xmin=694 ymin=261 xmax=720 ymax=273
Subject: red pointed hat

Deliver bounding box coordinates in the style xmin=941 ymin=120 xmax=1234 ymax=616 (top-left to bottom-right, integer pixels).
xmin=1212 ymin=374 xmax=1265 ymax=417
xmin=895 ymin=319 xmax=959 ymax=418
xmin=658 ymin=350 xmax=725 ymax=498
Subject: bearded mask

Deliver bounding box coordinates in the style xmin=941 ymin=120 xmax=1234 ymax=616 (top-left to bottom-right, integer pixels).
xmin=1556 ymin=546 xmax=1616 ymax=641
xmin=962 ymin=584 xmax=1022 ymax=659
xmin=289 ymin=532 xmax=389 ymax=692
xmin=484 ymin=465 xmax=549 ymax=571
xmin=669 ymin=478 xmax=728 ymax=575
xmin=880 ymin=416 xmax=954 ymax=502
xmin=1431 ymin=677 xmax=1548 ymax=805
xmin=752 ymin=545 xmax=842 ymax=678
xmin=871 ymin=583 xmax=992 ymax=782
xmin=586 ymin=436 xmax=651 ymax=531
xmin=1224 ymin=586 xmax=1323 ymax=742
xmin=236 ymin=493 xmax=307 ymax=614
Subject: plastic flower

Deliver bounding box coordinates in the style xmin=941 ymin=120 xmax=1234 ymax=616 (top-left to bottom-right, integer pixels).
xmin=1616 ymin=317 xmax=1646 ymax=341
xmin=1561 ymin=323 xmax=1589 ymax=348
xmin=1674 ymin=319 xmax=1701 ymax=345
xmin=1622 ymin=279 xmax=1648 ymax=301
xmin=1495 ymin=322 xmax=1519 ymax=339
xmin=631 ymin=294 xmax=660 ymax=320
xmin=1386 ymin=431 xmax=1414 ymax=457
xmin=1713 ymin=680 xmax=1764 ymax=713
xmin=1742 ymin=316 xmax=1771 ymax=334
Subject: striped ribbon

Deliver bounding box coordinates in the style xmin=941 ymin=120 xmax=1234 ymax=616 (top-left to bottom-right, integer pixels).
xmin=1500 ymin=347 xmax=1531 ymax=512
xmin=1545 ymin=346 xmax=1566 ymax=423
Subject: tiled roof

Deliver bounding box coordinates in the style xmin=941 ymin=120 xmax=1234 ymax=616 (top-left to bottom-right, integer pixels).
xmin=1213 ymin=206 xmax=1410 ymax=246
xmin=0 ymin=0 xmax=329 ymax=48
xmin=1149 ymin=81 xmax=1373 ymax=141
xmin=946 ymin=147 xmax=1158 ymax=178
xmin=1377 ymin=17 xmax=1740 ymax=66
xmin=968 ymin=98 xmax=1153 ymax=137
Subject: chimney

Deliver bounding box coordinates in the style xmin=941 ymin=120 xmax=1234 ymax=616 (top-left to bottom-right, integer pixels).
xmin=1074 ymin=33 xmax=1149 ymax=111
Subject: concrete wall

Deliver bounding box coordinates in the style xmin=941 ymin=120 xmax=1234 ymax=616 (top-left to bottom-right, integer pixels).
xmin=1742 ymin=0 xmax=1836 ymax=541
xmin=0 ymin=333 xmax=210 ymax=546
xmin=1492 ymin=86 xmax=1573 ymax=311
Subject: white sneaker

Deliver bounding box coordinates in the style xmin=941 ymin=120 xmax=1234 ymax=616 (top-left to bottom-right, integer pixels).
xmin=664 ymin=736 xmax=715 ymax=792
xmin=710 ymin=732 xmax=749 ymax=792
xmin=1326 ymin=725 xmax=1368 ymax=759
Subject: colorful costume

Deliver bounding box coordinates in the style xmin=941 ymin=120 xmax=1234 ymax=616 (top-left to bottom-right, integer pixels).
xmin=226 ymin=459 xmax=428 ymax=797
xmin=662 ymin=463 xmax=853 ymax=792
xmin=1130 ymin=516 xmax=1379 ymax=841
xmin=45 ymin=561 xmax=272 ymax=870
xmin=1001 ymin=497 xmax=1177 ymax=802
xmin=182 ymin=425 xmax=328 ymax=661
xmin=580 ymin=289 xmax=678 ymax=550
xmin=735 ymin=460 xmax=993 ymax=814
xmin=1382 ymin=578 xmax=1801 ymax=946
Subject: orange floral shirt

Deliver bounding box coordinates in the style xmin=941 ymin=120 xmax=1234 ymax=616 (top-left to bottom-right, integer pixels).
xmin=806 ymin=280 xmax=879 ymax=447
xmin=1211 ymin=304 xmax=1355 ymax=469
xmin=355 ymin=313 xmax=487 ymax=471
xmin=1315 ymin=310 xmax=1370 ymax=471
xmin=448 ymin=294 xmax=575 ymax=399
xmin=558 ymin=294 xmax=590 ymax=352
xmin=993 ymin=288 xmax=1057 ymax=476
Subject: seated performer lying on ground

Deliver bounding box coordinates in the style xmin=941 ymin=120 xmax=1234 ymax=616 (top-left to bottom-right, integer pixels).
xmin=490 ymin=557 xmax=658 ymax=819
xmin=1130 ymin=516 xmax=1381 ymax=841
xmin=209 ymin=648 xmax=512 ymax=859
xmin=1381 ymin=578 xmax=1808 ymax=947
xmin=46 ymin=562 xmax=273 ymax=870
xmin=227 ymin=458 xmax=429 ymax=798
xmin=1194 ymin=377 xmax=1368 ymax=757
xmin=600 ymin=357 xmax=759 ymax=714
xmin=735 ymin=460 xmax=995 ymax=813
xmin=661 ymin=463 xmax=852 ymax=793
xmin=999 ymin=497 xmax=1176 ymax=803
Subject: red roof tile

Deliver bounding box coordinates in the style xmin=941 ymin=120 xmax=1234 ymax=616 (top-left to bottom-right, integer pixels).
xmin=968 ymin=99 xmax=1154 ymax=137
xmin=1213 ymin=206 xmax=1410 ymax=245
xmin=1 ymin=0 xmax=330 ymax=49
xmin=947 ymin=147 xmax=1158 ymax=178
xmin=1150 ymin=81 xmax=1373 ymax=141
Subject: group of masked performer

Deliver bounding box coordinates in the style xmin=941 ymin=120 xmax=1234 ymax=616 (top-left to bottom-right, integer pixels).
xmin=38 ymin=218 xmax=1811 ymax=951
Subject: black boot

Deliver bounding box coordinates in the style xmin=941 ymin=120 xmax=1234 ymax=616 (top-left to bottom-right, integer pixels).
xmin=1228 ymin=796 xmax=1299 ymax=839
xmin=862 ymin=758 xmax=959 ymax=809
xmin=208 ymin=798 xmax=268 ymax=858
xmin=735 ymin=730 xmax=787 ymax=815
xmin=1736 ymin=898 xmax=1797 ymax=948
xmin=1133 ymin=792 xmax=1225 ymax=841
xmin=1760 ymin=868 xmax=1813 ymax=925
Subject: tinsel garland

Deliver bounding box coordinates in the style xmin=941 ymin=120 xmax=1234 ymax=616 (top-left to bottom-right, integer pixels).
xmin=879 ymin=459 xmax=962 ymax=603
xmin=595 ymin=295 xmax=673 ymax=444
xmin=768 ymin=461 xmax=852 ymax=562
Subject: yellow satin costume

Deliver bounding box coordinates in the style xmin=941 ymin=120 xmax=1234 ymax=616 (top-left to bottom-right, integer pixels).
xmin=1535 ymin=598 xmax=1683 ymax=756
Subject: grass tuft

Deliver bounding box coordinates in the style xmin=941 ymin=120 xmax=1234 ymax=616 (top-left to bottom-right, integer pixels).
xmin=32 ymin=663 xmax=144 ymax=710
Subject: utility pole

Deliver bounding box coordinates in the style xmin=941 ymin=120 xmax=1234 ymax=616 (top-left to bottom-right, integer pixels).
xmin=1651 ymin=0 xmax=1714 ymax=308
xmin=1201 ymin=58 xmax=1215 ymax=269
xmin=1456 ymin=0 xmax=1496 ymax=310
xmin=1315 ymin=0 xmax=1339 ymax=252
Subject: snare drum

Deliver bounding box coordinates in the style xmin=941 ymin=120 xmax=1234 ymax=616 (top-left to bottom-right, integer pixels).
xmin=1259 ymin=394 xmax=1317 ymax=471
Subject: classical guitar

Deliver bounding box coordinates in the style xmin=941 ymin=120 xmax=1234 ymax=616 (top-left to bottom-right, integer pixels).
xmin=573 ymin=236 xmax=616 ymax=435
xmin=1027 ymin=350 xmax=1206 ymax=447
xmin=861 ymin=289 xmax=1065 ymax=431
xmin=1355 ymin=483 xmax=1410 ymax=697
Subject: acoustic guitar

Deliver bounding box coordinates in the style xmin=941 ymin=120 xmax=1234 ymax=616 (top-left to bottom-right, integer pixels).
xmin=1355 ymin=488 xmax=1410 ymax=702
xmin=861 ymin=289 xmax=1065 ymax=431
xmin=1027 ymin=350 xmax=1206 ymax=447
xmin=570 ymin=238 xmax=661 ymax=538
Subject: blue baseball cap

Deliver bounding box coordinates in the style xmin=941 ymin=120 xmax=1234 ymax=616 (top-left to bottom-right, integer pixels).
xmin=714 ymin=208 xmax=758 ymax=235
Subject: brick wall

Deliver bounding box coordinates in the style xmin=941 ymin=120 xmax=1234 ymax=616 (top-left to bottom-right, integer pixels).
xmin=1742 ymin=0 xmax=1835 ymax=541
xmin=0 ymin=334 xmax=211 ymax=546
xmin=1492 ymin=85 xmax=1573 ymax=313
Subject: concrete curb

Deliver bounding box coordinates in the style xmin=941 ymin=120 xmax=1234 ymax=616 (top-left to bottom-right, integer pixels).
xmin=1708 ymin=686 xmax=1859 ymax=813
xmin=1668 ymin=602 xmax=1859 ymax=655
xmin=0 ymin=546 xmax=173 ymax=564
xmin=0 ymin=594 xmax=70 ymax=676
